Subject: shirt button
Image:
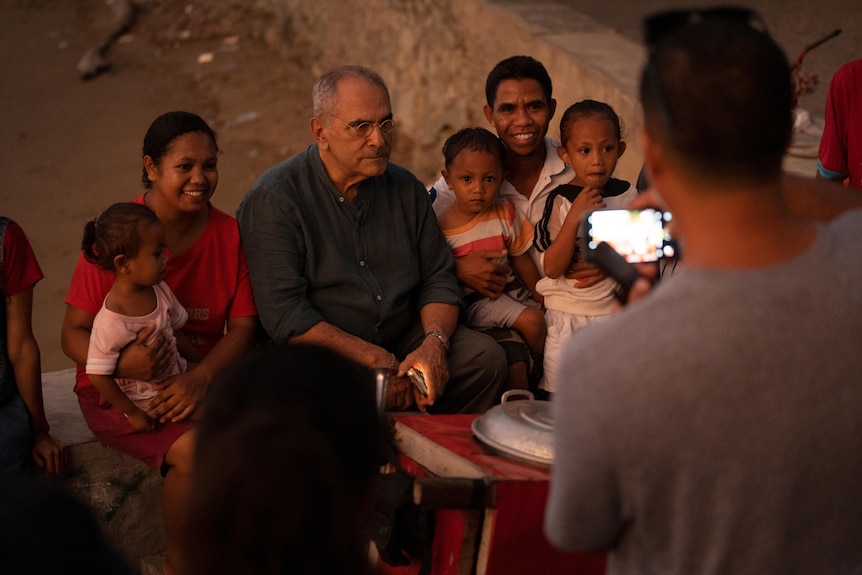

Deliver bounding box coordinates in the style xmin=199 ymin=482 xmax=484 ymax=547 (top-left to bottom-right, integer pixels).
xmin=359 ymin=260 xmax=366 ymax=267
xmin=338 ymin=196 xmax=345 ymax=203
xmin=376 ymin=295 xmax=383 ymax=301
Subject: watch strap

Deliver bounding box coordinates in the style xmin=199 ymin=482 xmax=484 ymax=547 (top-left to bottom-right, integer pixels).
xmin=424 ymin=330 xmax=450 ymax=351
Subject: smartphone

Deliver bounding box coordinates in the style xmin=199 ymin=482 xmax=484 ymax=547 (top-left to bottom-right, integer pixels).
xmin=582 ymin=208 xmax=677 ymax=263
xmin=406 ymin=368 xmax=429 ymax=396
xmin=587 ymin=241 xmax=642 ymax=297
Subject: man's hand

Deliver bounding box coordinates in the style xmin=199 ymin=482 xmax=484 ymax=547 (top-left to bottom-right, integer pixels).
xmin=564 ymin=261 xmax=608 ymax=288
xmin=385 ymin=373 xmax=416 ymax=411
xmin=621 ymin=185 xmax=668 ymax=304
xmin=623 ymin=261 xmax=661 ymax=303
xmin=454 ymin=250 xmax=509 ymax=299
xmin=149 ymin=369 xmax=208 ymax=423
xmin=116 ymin=325 xmax=174 ymax=381
xmin=402 ymin=336 xmax=449 ymax=412
xmin=626 ymin=276 xmax=654 ymax=304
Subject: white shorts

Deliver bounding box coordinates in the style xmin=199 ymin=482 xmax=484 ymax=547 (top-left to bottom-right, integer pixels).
xmin=541 ymin=308 xmax=611 ymax=393
xmin=467 ymin=287 xmax=540 ymax=330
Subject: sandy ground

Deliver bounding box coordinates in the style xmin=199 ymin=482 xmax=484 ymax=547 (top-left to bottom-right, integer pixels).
xmin=1 ymin=0 xmax=316 ymax=371
xmin=1 ymin=0 xmax=859 ymax=372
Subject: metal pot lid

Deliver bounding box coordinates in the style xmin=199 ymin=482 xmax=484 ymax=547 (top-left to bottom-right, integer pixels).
xmin=471 ymin=390 xmax=554 ymax=466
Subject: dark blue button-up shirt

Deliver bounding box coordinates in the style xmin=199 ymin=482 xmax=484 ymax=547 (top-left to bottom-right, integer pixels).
xmin=236 ymin=144 xmax=462 ymax=348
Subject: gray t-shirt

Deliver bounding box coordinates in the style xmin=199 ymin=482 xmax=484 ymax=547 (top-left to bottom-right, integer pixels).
xmin=545 ymin=209 xmax=862 ymax=575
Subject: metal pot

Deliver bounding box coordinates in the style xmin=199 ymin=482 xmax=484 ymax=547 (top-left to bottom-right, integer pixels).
xmin=471 ymin=390 xmax=554 ymax=466
xmin=370 ymin=367 xmax=396 ymax=415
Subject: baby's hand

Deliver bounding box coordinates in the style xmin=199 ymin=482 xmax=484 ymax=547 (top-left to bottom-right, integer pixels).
xmin=571 ymin=185 xmax=605 ymax=216
xmin=127 ymin=409 xmax=155 ymax=433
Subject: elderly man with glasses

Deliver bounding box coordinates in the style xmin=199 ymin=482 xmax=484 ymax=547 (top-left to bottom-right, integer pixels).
xmin=236 ymin=65 xmax=506 ymax=414
xmin=544 ymin=7 xmax=862 ymax=575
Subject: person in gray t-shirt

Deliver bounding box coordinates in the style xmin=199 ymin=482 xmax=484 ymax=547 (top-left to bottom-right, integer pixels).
xmin=545 ymin=8 xmax=862 ymax=575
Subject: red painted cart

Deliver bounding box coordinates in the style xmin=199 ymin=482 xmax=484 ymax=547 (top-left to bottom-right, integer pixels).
xmin=374 ymin=414 xmax=606 ymax=575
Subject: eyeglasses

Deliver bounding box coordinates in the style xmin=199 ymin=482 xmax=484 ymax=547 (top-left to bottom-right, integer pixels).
xmin=330 ymin=116 xmax=396 ymax=138
xmin=642 ymin=7 xmax=767 ymax=131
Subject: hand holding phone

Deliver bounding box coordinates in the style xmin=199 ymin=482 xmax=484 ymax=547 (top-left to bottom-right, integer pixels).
xmin=406 ymin=368 xmax=429 ymax=396
xmin=586 ymin=241 xmax=643 ymax=299
xmin=579 ymin=208 xmax=674 ymax=302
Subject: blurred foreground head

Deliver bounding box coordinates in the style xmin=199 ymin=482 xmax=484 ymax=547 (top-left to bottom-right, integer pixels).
xmin=639 ymin=7 xmax=793 ymax=183
xmin=0 ymin=474 xmax=134 ymax=575
xmin=187 ymin=343 xmax=386 ymax=575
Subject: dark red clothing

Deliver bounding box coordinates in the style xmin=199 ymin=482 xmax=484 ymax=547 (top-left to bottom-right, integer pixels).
xmin=818 ymin=59 xmax=862 ymax=190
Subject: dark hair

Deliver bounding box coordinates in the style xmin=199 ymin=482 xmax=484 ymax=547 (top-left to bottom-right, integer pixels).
xmin=141 ymin=111 xmax=218 ymax=188
xmin=186 ymin=343 xmax=387 ymax=575
xmin=485 ymin=55 xmax=553 ymax=108
xmin=559 ymin=99 xmax=624 ymax=147
xmin=639 ymin=18 xmax=792 ymax=181
xmin=81 ymin=202 xmax=160 ymax=271
xmin=442 ymin=127 xmax=507 ymax=170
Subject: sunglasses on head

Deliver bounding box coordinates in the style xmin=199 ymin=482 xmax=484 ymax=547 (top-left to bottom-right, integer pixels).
xmin=643 ymin=6 xmax=767 ymax=48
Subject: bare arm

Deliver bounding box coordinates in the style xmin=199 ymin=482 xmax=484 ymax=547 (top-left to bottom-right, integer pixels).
xmin=544 ymin=187 xmax=603 ymax=278
xmin=291 ymin=302 xmax=459 ymax=412
xmin=404 ymin=302 xmax=459 ymax=411
xmin=542 ymin=212 xmax=580 ymax=279
xmin=150 ymin=315 xmax=261 ymax=423
xmin=87 ymin=373 xmax=153 ymax=432
xmin=60 ymin=304 xmax=94 ymax=367
xmin=783 ymin=173 xmax=862 ymax=221
xmin=291 ymin=320 xmax=416 ymax=411
xmin=7 ymin=287 xmax=67 ymax=475
xmin=511 ymin=252 xmax=543 ymax=306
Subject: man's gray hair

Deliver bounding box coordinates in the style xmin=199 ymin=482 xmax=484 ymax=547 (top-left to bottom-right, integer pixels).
xmin=312 ymin=65 xmax=390 ymax=120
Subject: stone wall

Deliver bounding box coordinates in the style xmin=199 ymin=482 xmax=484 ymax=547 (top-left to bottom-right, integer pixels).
xmin=225 ymin=0 xmax=646 ymax=184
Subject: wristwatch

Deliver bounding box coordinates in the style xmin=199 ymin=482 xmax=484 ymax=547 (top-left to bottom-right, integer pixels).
xmin=424 ymin=330 xmax=450 ymax=351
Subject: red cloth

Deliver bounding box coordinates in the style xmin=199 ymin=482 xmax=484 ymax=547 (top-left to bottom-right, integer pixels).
xmin=1 ymin=219 xmax=44 ymax=296
xmin=65 ymin=199 xmax=257 ymax=391
xmin=75 ymin=385 xmax=192 ymax=469
xmin=818 ymin=59 xmax=862 ymax=190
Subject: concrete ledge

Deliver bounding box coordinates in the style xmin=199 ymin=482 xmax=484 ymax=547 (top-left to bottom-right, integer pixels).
xmin=43 ymin=369 xmax=165 ymax=569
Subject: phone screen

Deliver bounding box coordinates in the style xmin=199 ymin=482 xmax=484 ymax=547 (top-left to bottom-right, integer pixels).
xmin=584 ymin=208 xmax=676 ymax=263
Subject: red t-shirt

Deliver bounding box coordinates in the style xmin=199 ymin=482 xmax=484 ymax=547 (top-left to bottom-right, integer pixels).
xmin=65 ymin=199 xmax=258 ymax=390
xmin=818 ymin=59 xmax=862 ymax=190
xmin=1 ymin=219 xmax=44 ymax=296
